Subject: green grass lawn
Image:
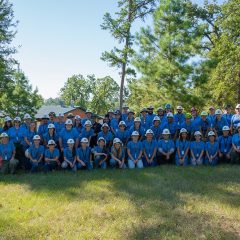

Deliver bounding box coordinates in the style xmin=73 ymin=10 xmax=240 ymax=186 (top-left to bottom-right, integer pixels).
xmin=0 ymin=166 xmax=240 ymax=240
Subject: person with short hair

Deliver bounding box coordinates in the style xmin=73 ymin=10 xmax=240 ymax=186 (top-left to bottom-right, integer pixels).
xmin=190 ymin=131 xmax=205 ymax=166
xmin=76 ymin=138 xmax=92 ymax=170
xmin=205 ymin=131 xmax=219 ymax=166
xmin=61 ymin=139 xmax=77 ymax=172
xmin=92 ymin=137 xmax=108 ymax=169
xmin=44 ymin=140 xmax=60 ymax=172
xmin=231 ymin=104 xmax=240 ymax=134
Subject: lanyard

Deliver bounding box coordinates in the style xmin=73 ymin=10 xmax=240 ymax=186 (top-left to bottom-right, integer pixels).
xmin=221 ymin=137 xmax=229 ymax=151
xmin=195 ymin=141 xmax=202 ymax=157
xmin=133 ymin=142 xmax=139 ymax=158
xmin=81 ymin=148 xmax=87 ymax=160
xmin=146 ymin=140 xmax=153 ymax=157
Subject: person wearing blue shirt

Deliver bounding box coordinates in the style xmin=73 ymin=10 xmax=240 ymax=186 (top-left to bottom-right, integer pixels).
xmin=121 ymin=105 xmax=129 ymax=122
xmin=174 ymin=106 xmax=186 ymax=127
xmin=140 ymin=108 xmax=151 ymax=132
xmin=214 ymin=109 xmax=229 ymax=137
xmin=158 ymin=128 xmax=175 ymax=164
xmin=28 ymin=135 xmax=44 ymax=173
xmin=110 ymin=110 xmax=121 ymax=135
xmin=20 ymin=114 xmax=32 ymax=135
xmin=125 ymin=110 xmax=135 ymax=130
xmin=92 ymin=137 xmax=108 ymax=169
xmin=0 ymin=133 xmax=18 ymax=174
xmin=59 ymin=119 xmax=79 ymax=151
xmin=156 ymin=107 xmax=166 ymax=124
xmin=61 ymin=139 xmax=77 ymax=172
xmin=38 ymin=114 xmax=50 ymax=139
xmin=129 ymin=117 xmax=145 ymax=140
xmin=127 ymin=131 xmax=143 ymax=169
xmin=79 ymin=120 xmax=94 ymax=143
xmin=150 ymin=116 xmax=162 ymax=140
xmin=2 ymin=116 xmax=13 ymax=134
xmin=175 ymin=128 xmax=190 ymax=166
xmin=205 ymin=131 xmax=219 ymax=166
xmin=81 ymin=109 xmax=92 ymax=127
xmin=231 ymin=104 xmax=240 ymax=133
xmin=44 ymin=140 xmax=60 ymax=172
xmin=218 ymin=126 xmax=232 ymax=164
xmin=97 ymin=123 xmax=114 ymax=149
xmin=115 ymin=121 xmax=130 ymax=146
xmin=207 ymin=106 xmax=216 ymax=130
xmin=222 ymin=105 xmax=233 ymax=126
xmin=142 ymin=129 xmax=157 ymax=167
xmin=54 ymin=113 xmax=65 ymax=136
xmin=146 ymin=106 xmax=156 ymax=124
xmin=162 ymin=113 xmax=178 ymax=140
xmin=110 ymin=138 xmax=126 ymax=169
xmin=231 ymin=123 xmax=240 ymax=164
xmin=48 ymin=112 xmax=56 ymax=124
xmin=43 ymin=124 xmax=58 ymax=147
xmin=190 ymin=131 xmax=205 ymax=166
xmin=73 ymin=115 xmax=83 ymax=135
xmin=190 ymin=107 xmax=201 ymax=136
xmin=180 ymin=113 xmax=194 ymax=139
xmin=22 ymin=121 xmax=37 ymax=150
xmin=199 ymin=111 xmax=210 ymax=141
xmin=76 ymin=138 xmax=92 ymax=170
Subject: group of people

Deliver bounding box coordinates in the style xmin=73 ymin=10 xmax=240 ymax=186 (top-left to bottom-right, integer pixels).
xmin=0 ymin=103 xmax=240 ymax=174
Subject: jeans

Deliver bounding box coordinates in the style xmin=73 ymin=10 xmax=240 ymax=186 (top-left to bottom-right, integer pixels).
xmin=76 ymin=162 xmax=93 ymax=170
xmin=128 ymin=158 xmax=143 ymax=169
xmin=1 ymin=159 xmax=19 ymax=174
xmin=109 ymin=159 xmax=126 ymax=169
xmin=94 ymin=156 xmax=107 ymax=169
xmin=142 ymin=157 xmax=157 ymax=167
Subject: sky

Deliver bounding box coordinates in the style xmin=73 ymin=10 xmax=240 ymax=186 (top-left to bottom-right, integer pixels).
xmin=11 ymin=0 xmax=223 ymax=99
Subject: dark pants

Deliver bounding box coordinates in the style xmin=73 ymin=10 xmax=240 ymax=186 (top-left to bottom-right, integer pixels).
xmin=44 ymin=162 xmax=59 ymax=172
xmin=157 ymin=153 xmax=175 ymax=165
xmin=231 ymin=150 xmax=240 ymax=164
xmin=15 ymin=143 xmax=27 ymax=169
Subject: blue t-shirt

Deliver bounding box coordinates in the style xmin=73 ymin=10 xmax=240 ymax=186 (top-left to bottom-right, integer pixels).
xmin=45 ymin=148 xmax=60 ymax=159
xmin=110 ymin=118 xmax=119 ymax=132
xmin=125 ymin=118 xmax=134 ymax=130
xmin=79 ymin=128 xmax=94 ymax=141
xmin=129 ymin=126 xmax=145 ymax=137
xmin=222 ymin=113 xmax=233 ymax=126
xmin=29 ymin=145 xmax=44 ymax=160
xmin=158 ymin=139 xmax=175 ymax=153
xmin=162 ymin=122 xmax=178 ymax=138
xmin=115 ymin=129 xmax=130 ymax=144
xmin=190 ymin=141 xmax=205 ymax=157
xmin=214 ymin=118 xmax=229 ymax=135
xmin=38 ymin=123 xmax=49 ymax=138
xmin=200 ymin=119 xmax=210 ymax=132
xmin=54 ymin=122 xmax=65 ymax=135
xmin=73 ymin=126 xmax=83 ymax=135
xmin=142 ymin=139 xmax=157 ymax=158
xmin=205 ymin=141 xmax=219 ymax=156
xmin=8 ymin=126 xmax=24 ymax=144
xmin=60 ymin=128 xmax=79 ymax=148
xmin=43 ymin=132 xmax=58 ymax=144
xmin=0 ymin=142 xmax=15 ymax=161
xmin=150 ymin=125 xmax=162 ymax=140
xmin=98 ymin=131 xmax=114 ymax=145
xmin=231 ymin=114 xmax=240 ymax=129
xmin=127 ymin=141 xmax=143 ymax=159
xmin=141 ymin=117 xmax=151 ymax=132
xmin=176 ymin=139 xmax=190 ymax=156
xmin=207 ymin=115 xmax=216 ymax=128
xmin=22 ymin=129 xmax=37 ymax=148
xmin=77 ymin=147 xmax=91 ymax=163
xmin=146 ymin=114 xmax=156 ymax=124
xmin=180 ymin=122 xmax=194 ymax=135
xmin=63 ymin=147 xmax=76 ymax=163
xmin=232 ymin=134 xmax=240 ymax=148
xmin=191 ymin=116 xmax=201 ymax=132
xmin=92 ymin=146 xmax=108 ymax=155
xmin=174 ymin=113 xmax=186 ymax=126
xmin=218 ymin=136 xmax=232 ymax=154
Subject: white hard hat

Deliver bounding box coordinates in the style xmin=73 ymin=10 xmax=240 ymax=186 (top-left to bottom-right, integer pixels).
xmin=177 ymin=106 xmax=183 ymax=110
xmin=48 ymin=140 xmax=56 ymax=145
xmin=97 ymin=137 xmax=106 ymax=143
xmin=131 ymin=131 xmax=140 ymax=136
xmin=33 ymin=135 xmax=41 ymax=140
xmin=113 ymin=138 xmax=122 ymax=144
xmin=42 ymin=114 xmax=50 ymax=119
xmin=67 ymin=138 xmax=75 ymax=144
xmin=118 ymin=121 xmax=126 ymax=127
xmin=153 ymin=116 xmax=161 ymax=122
xmin=65 ymin=119 xmax=73 ymax=125
xmin=166 ymin=112 xmax=174 ymax=118
xmin=180 ymin=128 xmax=188 ymax=134
xmin=25 ymin=149 xmax=29 ymax=158
xmin=162 ymin=129 xmax=170 ymax=135
xmin=145 ymin=129 xmax=154 ymax=136
xmin=215 ymin=109 xmax=222 ymax=115
xmin=237 ymin=123 xmax=240 ymax=129
xmin=222 ymin=126 xmax=230 ymax=131
xmin=24 ymin=114 xmax=31 ymax=120
xmin=208 ymin=131 xmax=215 ymax=137
xmin=4 ymin=116 xmax=12 ymax=122
xmin=14 ymin=117 xmax=21 ymax=122
xmin=194 ymin=131 xmax=202 ymax=136
xmin=86 ymin=109 xmax=92 ymax=114
xmin=157 ymin=107 xmax=164 ymax=111
xmin=80 ymin=138 xmax=89 ymax=143
xmin=75 ymin=115 xmax=81 ymax=120
xmin=61 ymin=161 xmax=68 ymax=168
xmin=101 ymin=123 xmax=110 ymax=130
xmin=134 ymin=117 xmax=141 ymax=122
xmin=108 ymin=109 xmax=114 ymax=113
xmin=48 ymin=123 xmax=55 ymax=129
xmin=58 ymin=113 xmax=64 ymax=117
xmin=0 ymin=132 xmax=9 ymax=138
xmin=235 ymin=104 xmax=240 ymax=109
xmin=84 ymin=120 xmax=92 ymax=126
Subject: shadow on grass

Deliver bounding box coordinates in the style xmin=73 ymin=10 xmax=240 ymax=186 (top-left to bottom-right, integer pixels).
xmin=0 ymin=165 xmax=240 ymax=239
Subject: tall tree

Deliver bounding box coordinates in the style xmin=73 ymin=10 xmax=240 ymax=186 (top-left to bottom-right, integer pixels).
xmin=101 ymin=0 xmax=156 ymax=111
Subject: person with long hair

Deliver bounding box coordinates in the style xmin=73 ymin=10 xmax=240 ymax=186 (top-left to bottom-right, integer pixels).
xmin=110 ymin=138 xmax=126 ymax=169
xmin=190 ymin=131 xmax=205 ymax=166
xmin=92 ymin=137 xmax=108 ymax=169
xmin=205 ymin=131 xmax=219 ymax=166
xmin=61 ymin=139 xmax=77 ymax=172
xmin=76 ymin=138 xmax=92 ymax=170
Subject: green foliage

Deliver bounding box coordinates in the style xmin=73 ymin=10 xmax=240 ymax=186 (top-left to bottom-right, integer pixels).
xmin=44 ymin=97 xmax=62 ymax=106
xmin=0 ymin=70 xmax=43 ymax=117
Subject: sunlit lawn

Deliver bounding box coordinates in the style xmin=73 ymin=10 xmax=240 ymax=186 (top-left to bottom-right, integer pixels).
xmin=0 ymin=165 xmax=240 ymax=240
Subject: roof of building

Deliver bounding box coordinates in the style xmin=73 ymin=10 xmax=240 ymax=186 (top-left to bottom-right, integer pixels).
xmin=35 ymin=105 xmax=86 ymax=119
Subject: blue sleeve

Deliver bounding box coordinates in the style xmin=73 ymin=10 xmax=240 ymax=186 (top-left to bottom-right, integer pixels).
xmin=127 ymin=142 xmax=131 ymax=149
xmin=45 ymin=149 xmax=50 ymax=158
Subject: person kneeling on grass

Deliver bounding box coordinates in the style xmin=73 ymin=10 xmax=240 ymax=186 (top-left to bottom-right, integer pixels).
xmin=92 ymin=137 xmax=108 ymax=169
xmin=0 ymin=133 xmax=19 ymax=174
xmin=44 ymin=140 xmax=60 ymax=172
xmin=218 ymin=126 xmax=232 ymax=164
xmin=175 ymin=128 xmax=190 ymax=166
xmin=127 ymin=131 xmax=143 ymax=169
xmin=76 ymin=138 xmax=93 ymax=170
xmin=28 ymin=135 xmax=44 ymax=173
xmin=61 ymin=139 xmax=77 ymax=172
xmin=205 ymin=131 xmax=219 ymax=166
xmin=158 ymin=129 xmax=175 ymax=164
xmin=190 ymin=131 xmax=205 ymax=166
xmin=231 ymin=123 xmax=240 ymax=164
xmin=142 ymin=129 xmax=157 ymax=167
xmin=110 ymin=138 xmax=126 ymax=169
